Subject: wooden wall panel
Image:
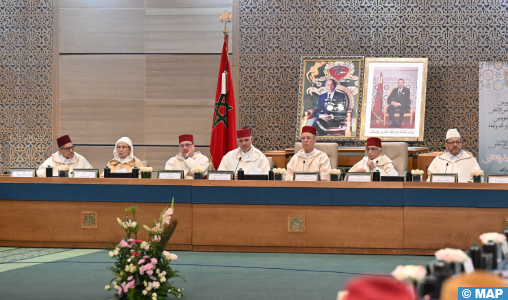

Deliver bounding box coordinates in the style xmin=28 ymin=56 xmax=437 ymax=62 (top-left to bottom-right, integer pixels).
xmin=193 ymin=204 xmax=403 ymax=249
xmin=146 ymin=0 xmax=233 ymax=8
xmin=59 ymin=100 xmax=145 ymax=144
xmin=60 ymin=0 xmax=145 ymax=8
xmin=59 ymin=55 xmax=145 ymax=100
xmin=59 ymin=8 xmax=145 ymax=53
xmin=0 ymin=201 xmax=192 ymax=246
xmin=404 ymin=207 xmax=508 ymax=250
xmin=145 ymin=7 xmax=232 ymax=53
xmin=144 ymin=100 xmax=215 ymax=145
xmin=76 ymin=146 xmax=211 ymax=172
xmin=145 ymin=55 xmax=221 ymax=100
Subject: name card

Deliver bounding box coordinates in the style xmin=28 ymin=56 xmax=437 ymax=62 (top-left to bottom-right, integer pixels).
xmin=208 ymin=173 xmax=232 ymax=180
xmin=293 ymin=172 xmax=320 ymax=181
xmin=158 ymin=171 xmax=183 ymax=179
xmin=430 ymin=173 xmax=458 ymax=183
xmin=345 ymin=172 xmax=372 ymax=182
xmin=487 ymin=175 xmax=508 ymax=183
xmin=10 ymin=170 xmax=35 ymax=177
xmin=73 ymin=171 xmax=96 ymax=178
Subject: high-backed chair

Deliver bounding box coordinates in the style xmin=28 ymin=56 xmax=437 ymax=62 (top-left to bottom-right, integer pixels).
xmin=380 ymin=142 xmax=408 ymax=175
xmin=294 ymin=142 xmax=338 ymax=169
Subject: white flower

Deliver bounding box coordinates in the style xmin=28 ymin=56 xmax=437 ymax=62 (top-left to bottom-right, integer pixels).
xmin=142 ymin=290 xmax=148 ymax=295
xmin=112 ymin=282 xmax=118 ymax=288
xmin=105 ymin=285 xmax=111 ymax=291
xmin=152 ymin=282 xmax=160 ymax=289
xmin=109 ymin=251 xmax=115 ymax=258
xmin=435 ymin=248 xmax=469 ymax=263
xmin=144 ymin=281 xmax=147 ymax=287
xmin=160 ymin=277 xmax=166 ymax=282
xmin=141 ymin=241 xmax=148 ymax=249
xmin=113 ymin=249 xmax=119 ymax=256
xmin=391 ymin=265 xmax=427 ymax=282
xmin=130 ymin=221 xmax=137 ymax=228
xmin=169 ymin=253 xmax=178 ymax=261
xmin=144 ymin=244 xmax=150 ymax=251
xmin=146 ymin=285 xmax=152 ymax=291
xmin=161 ymin=271 xmax=166 ymax=276
xmin=156 ymin=269 xmax=160 ymax=274
xmin=127 ymin=258 xmax=131 ymax=262
xmin=480 ymin=232 xmax=506 ymax=244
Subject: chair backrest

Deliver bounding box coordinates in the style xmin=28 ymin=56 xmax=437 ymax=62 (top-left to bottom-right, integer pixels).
xmin=380 ymin=142 xmax=408 ymax=175
xmin=294 ymin=142 xmax=338 ymax=169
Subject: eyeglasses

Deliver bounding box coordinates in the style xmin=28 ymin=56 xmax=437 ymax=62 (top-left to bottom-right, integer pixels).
xmin=116 ymin=146 xmax=130 ymax=150
xmin=446 ymin=141 xmax=462 ymax=145
xmin=301 ymin=136 xmax=315 ymax=141
xmin=60 ymin=146 xmax=75 ymax=151
xmin=365 ymin=147 xmax=380 ymax=152
xmin=179 ymin=143 xmax=194 ymax=148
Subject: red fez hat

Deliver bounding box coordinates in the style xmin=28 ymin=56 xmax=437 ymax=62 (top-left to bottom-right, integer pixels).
xmin=301 ymin=126 xmax=317 ymax=136
xmin=344 ymin=277 xmax=413 ymax=300
xmin=366 ymin=137 xmax=382 ymax=148
xmin=57 ymin=135 xmax=72 ymax=148
xmin=237 ymin=128 xmax=252 ymax=139
xmin=178 ymin=134 xmax=193 ymax=144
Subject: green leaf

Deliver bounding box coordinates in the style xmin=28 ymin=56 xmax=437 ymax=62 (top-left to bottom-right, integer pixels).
xmin=143 ymin=225 xmax=151 ymax=232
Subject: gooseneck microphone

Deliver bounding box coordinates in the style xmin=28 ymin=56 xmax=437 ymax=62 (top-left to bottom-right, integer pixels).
xmin=234 ymin=157 xmax=242 ymax=174
xmin=375 ymin=160 xmax=379 ymax=172
xmin=302 ymin=160 xmax=306 ymax=172
xmin=445 ymin=163 xmax=449 ymax=173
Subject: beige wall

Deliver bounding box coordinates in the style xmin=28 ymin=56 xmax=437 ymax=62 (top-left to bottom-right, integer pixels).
xmin=56 ymin=0 xmax=238 ymax=171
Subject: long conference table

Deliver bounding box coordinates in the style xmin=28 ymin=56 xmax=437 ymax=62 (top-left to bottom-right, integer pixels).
xmin=1 ymin=177 xmax=507 ymax=255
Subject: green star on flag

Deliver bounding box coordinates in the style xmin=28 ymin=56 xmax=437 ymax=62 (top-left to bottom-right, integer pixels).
xmin=213 ymin=94 xmax=233 ymax=129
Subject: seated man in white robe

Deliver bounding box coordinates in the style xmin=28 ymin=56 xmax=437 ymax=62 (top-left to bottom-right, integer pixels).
xmin=218 ymin=128 xmax=270 ymax=179
xmin=37 ymin=135 xmax=93 ymax=177
xmin=427 ymin=128 xmax=481 ymax=183
xmin=285 ymin=126 xmax=331 ymax=181
xmin=349 ymin=137 xmax=394 ymax=176
xmin=165 ymin=134 xmax=209 ymax=179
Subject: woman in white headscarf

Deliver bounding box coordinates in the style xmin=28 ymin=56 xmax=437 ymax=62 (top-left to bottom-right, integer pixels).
xmin=104 ymin=137 xmax=145 ymax=174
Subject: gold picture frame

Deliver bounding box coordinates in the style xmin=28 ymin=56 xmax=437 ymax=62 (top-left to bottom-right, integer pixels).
xmin=359 ymin=57 xmax=428 ymax=141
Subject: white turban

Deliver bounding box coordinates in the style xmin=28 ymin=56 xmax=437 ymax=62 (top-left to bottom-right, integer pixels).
xmin=446 ymin=129 xmax=461 ymax=140
xmin=113 ymin=137 xmax=134 ymax=163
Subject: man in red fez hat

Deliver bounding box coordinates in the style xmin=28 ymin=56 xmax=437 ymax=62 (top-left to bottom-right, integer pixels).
xmin=218 ymin=127 xmax=270 ymax=178
xmin=165 ymin=134 xmax=210 ymax=179
xmin=285 ymin=126 xmax=331 ymax=181
xmin=36 ymin=135 xmax=93 ymax=177
xmin=349 ymin=137 xmax=395 ymax=175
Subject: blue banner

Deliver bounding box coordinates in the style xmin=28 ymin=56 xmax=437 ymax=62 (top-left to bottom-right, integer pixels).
xmin=458 ymin=287 xmax=508 ymax=300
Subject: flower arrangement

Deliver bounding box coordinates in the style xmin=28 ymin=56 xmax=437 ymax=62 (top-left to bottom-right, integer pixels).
xmin=471 ymin=170 xmax=484 ymax=177
xmin=479 ymin=232 xmax=506 ymax=244
xmin=391 ymin=265 xmax=427 ymax=282
xmin=410 ymin=169 xmax=424 ymax=175
xmin=272 ymin=168 xmax=286 ymax=175
xmin=106 ymin=198 xmax=185 ymax=299
xmin=434 ymin=248 xmax=469 ymax=263
xmin=58 ymin=165 xmax=70 ymax=171
xmin=140 ymin=167 xmax=153 ymax=173
xmin=191 ymin=167 xmax=204 ymax=174
xmin=329 ymin=169 xmax=342 ymax=175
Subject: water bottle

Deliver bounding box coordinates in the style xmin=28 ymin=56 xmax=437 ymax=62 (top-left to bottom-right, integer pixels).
xmin=268 ymin=169 xmax=274 ymax=180
xmin=103 ymin=166 xmax=110 ymax=178
xmin=483 ymin=240 xmax=497 ymax=269
xmin=373 ymin=170 xmax=380 ymax=181
xmin=237 ymin=168 xmax=244 ymax=180
xmin=46 ymin=165 xmax=53 ymax=177
xmin=469 ymin=243 xmax=482 ymax=269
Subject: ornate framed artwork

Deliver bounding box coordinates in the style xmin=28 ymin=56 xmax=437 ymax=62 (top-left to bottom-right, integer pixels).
xmin=297 ymin=56 xmax=364 ymax=141
xmin=359 ymin=58 xmax=428 ymax=141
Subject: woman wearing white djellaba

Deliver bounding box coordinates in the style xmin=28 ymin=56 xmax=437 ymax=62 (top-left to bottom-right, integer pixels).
xmin=101 ymin=137 xmax=145 ymax=176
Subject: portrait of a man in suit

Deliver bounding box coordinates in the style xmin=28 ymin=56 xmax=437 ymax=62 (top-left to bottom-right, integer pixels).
xmin=386 ymin=79 xmax=411 ymax=128
xmin=312 ymin=79 xmax=351 ymax=136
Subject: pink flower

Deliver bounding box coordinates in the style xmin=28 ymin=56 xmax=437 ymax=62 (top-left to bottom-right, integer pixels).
xmin=143 ymin=255 xmax=150 ymax=259
xmin=151 ymin=223 xmax=161 ymax=233
xmin=153 ymin=235 xmax=161 ymax=242
xmin=163 ymin=208 xmax=174 ymax=225
xmin=139 ymin=259 xmax=145 ymax=264
xmin=127 ymin=276 xmax=133 ymax=281
xmin=151 ymin=258 xmax=157 ymax=264
xmin=147 ymin=270 xmax=153 ymax=275
xmin=128 ymin=239 xmax=134 ymax=242
xmin=131 ymin=251 xmax=140 ymax=257
xmin=133 ymin=239 xmax=143 ymax=244
xmin=119 ymin=240 xmax=130 ymax=248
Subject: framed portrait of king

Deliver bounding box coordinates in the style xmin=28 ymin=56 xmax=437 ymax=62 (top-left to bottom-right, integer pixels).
xmin=359 ymin=58 xmax=428 ymax=141
xmin=297 ymin=56 xmax=364 ymax=141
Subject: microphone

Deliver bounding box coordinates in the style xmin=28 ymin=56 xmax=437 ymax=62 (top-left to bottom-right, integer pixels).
xmin=445 ymin=163 xmax=449 ymax=173
xmin=302 ymin=160 xmax=306 ymax=172
xmin=375 ymin=160 xmax=379 ymax=172
xmin=234 ymin=157 xmax=242 ymax=174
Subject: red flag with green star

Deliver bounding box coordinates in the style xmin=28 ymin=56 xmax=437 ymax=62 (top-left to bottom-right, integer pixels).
xmin=210 ymin=35 xmax=236 ymax=170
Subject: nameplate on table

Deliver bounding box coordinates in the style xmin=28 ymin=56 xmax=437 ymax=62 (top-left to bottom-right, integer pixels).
xmin=73 ymin=169 xmax=99 ymax=178
xmin=10 ymin=168 xmax=36 ymax=177
xmin=158 ymin=170 xmax=184 ymax=179
xmin=430 ymin=173 xmax=458 ymax=183
xmin=208 ymin=171 xmax=234 ymax=180
xmin=345 ymin=172 xmax=373 ymax=182
xmin=293 ymin=172 xmax=320 ymax=181
xmin=487 ymin=175 xmax=508 ymax=183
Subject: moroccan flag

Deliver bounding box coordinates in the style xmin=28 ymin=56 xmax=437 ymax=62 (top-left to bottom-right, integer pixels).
xmin=210 ymin=35 xmax=236 ymax=170
xmin=372 ymin=72 xmax=383 ymax=122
